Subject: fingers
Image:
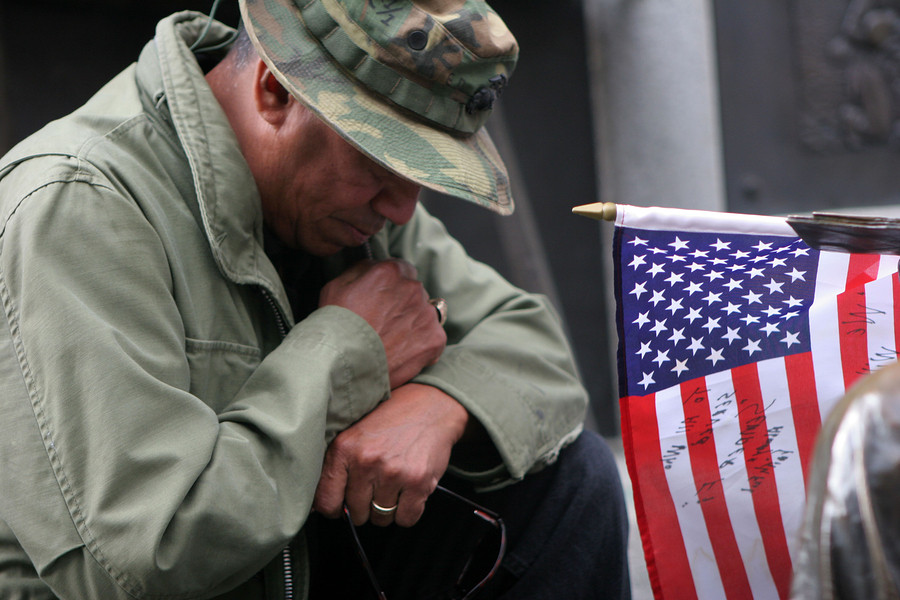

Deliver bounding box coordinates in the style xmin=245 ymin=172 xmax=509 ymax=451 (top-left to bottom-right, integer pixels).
xmin=317 ymin=469 xmax=431 ymax=528
xmin=325 ymin=449 xmax=433 ymax=527
xmin=319 ymin=259 xmax=447 ymax=389
xmin=313 ymin=389 xmax=460 ymax=528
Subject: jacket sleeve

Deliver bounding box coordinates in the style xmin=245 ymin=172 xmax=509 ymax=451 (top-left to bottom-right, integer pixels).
xmin=382 ymin=204 xmax=588 ymax=488
xmin=0 ymin=178 xmax=389 ymax=599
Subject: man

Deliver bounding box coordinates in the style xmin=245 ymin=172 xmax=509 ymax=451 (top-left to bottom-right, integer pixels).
xmin=0 ymin=1 xmax=629 ymax=598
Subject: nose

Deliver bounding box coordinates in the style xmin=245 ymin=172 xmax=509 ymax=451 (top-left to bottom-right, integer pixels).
xmin=370 ymin=174 xmax=421 ymax=226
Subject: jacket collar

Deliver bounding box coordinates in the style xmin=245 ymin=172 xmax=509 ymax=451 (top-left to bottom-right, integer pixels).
xmin=137 ymin=12 xmax=292 ymax=320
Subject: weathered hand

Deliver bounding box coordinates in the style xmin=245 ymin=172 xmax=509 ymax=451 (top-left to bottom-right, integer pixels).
xmin=319 ymin=259 xmax=447 ymax=389
xmin=313 ymin=384 xmax=469 ymax=527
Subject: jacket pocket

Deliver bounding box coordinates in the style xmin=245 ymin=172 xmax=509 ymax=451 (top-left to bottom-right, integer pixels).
xmin=185 ymin=338 xmax=261 ymax=413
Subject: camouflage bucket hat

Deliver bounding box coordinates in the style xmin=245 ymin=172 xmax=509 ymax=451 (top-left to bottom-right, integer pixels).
xmin=238 ymin=0 xmax=518 ymax=214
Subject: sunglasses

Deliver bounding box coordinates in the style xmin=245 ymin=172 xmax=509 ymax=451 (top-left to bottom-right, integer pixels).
xmin=342 ymin=485 xmax=508 ymax=600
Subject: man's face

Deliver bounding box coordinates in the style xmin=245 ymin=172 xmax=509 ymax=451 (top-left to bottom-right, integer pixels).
xmin=253 ymin=103 xmax=422 ymax=257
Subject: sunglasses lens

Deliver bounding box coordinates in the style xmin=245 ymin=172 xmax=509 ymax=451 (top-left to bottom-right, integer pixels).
xmin=342 ymin=487 xmax=506 ymax=600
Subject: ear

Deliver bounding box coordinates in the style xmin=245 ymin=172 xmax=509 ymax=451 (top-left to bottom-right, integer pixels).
xmin=253 ymin=60 xmax=292 ymax=126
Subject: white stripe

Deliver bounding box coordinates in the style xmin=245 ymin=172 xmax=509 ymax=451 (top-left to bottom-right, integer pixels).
xmin=809 ymin=252 xmax=851 ymax=423
xmin=617 ymin=205 xmax=796 ymax=237
xmin=754 ymin=357 xmax=807 ymax=564
xmin=876 ymin=254 xmax=900 ymax=280
xmin=863 ymin=270 xmax=899 ymax=375
xmin=654 ymin=384 xmax=727 ymax=599
xmin=706 ymin=369 xmax=781 ymax=600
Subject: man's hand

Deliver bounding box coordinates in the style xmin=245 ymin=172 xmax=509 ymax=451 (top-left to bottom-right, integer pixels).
xmin=319 ymin=259 xmax=447 ymax=389
xmin=313 ymin=384 xmax=469 ymax=527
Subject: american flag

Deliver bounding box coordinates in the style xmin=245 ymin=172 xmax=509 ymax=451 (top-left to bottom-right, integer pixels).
xmin=612 ymin=204 xmax=900 ymax=599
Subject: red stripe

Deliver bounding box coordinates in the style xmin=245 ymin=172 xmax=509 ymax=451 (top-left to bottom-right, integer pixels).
xmin=845 ymin=253 xmax=882 ymax=289
xmin=680 ymin=380 xmax=752 ymax=600
xmin=894 ymin=274 xmax=900 ymax=361
xmin=783 ymin=353 xmax=821 ymax=488
xmin=730 ymin=364 xmax=793 ymax=599
xmin=621 ymin=393 xmax=697 ymax=600
xmin=837 ymin=255 xmax=881 ymax=389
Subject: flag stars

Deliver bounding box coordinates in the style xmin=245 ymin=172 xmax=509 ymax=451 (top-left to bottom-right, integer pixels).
xmin=686 ymin=262 xmax=706 ymax=272
xmin=666 ymin=299 xmax=684 ymax=314
xmin=786 ymin=268 xmax=806 ymax=282
xmin=742 ymin=290 xmax=763 ymax=304
xmin=649 ymin=290 xmax=667 ymax=306
xmin=629 ymin=254 xmax=647 ymax=268
xmin=739 ymin=313 xmax=761 ymax=326
xmin=722 ymin=302 xmax=741 ymax=315
xmin=722 ymin=327 xmax=742 ymax=344
xmin=687 ymin=337 xmax=705 ymax=355
xmin=652 ymin=350 xmax=670 ymax=366
xmin=684 ymin=281 xmax=704 ymax=295
xmin=671 ymin=359 xmax=689 ymax=376
xmin=647 ymin=263 xmax=666 ymax=277
xmin=669 ymin=237 xmax=690 ymax=251
xmin=761 ymin=322 xmax=780 ymax=336
xmin=763 ymin=279 xmax=785 ymax=294
xmin=762 ymin=305 xmax=782 ymax=318
xmin=630 ymin=282 xmax=648 ymax=299
xmin=702 ymin=317 xmax=721 ymax=332
xmin=621 ymin=228 xmax=818 ymax=396
xmin=781 ymin=331 xmax=801 ymax=347
xmin=707 ymin=348 xmax=725 ymax=366
xmin=664 ymin=272 xmax=684 ymax=286
xmin=634 ymin=312 xmax=650 ymax=328
xmin=703 ymin=291 xmax=722 ymax=305
xmin=650 ymin=320 xmax=668 ymax=336
xmin=743 ymin=339 xmax=762 ymax=355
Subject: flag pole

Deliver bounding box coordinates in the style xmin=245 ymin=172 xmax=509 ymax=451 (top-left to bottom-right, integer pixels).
xmin=572 ymin=202 xmax=617 ymax=222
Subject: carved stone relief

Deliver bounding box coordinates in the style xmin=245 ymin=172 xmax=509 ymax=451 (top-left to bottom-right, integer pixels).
xmin=791 ymin=0 xmax=900 ymax=153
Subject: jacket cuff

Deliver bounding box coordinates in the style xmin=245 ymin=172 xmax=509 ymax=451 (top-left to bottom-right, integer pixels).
xmin=286 ymin=305 xmax=390 ymax=443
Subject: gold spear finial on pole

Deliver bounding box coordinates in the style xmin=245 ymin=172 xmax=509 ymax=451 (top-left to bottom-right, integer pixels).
xmin=572 ymin=202 xmax=617 ymax=222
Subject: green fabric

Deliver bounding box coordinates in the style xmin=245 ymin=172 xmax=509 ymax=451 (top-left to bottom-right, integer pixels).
xmin=0 ymin=12 xmax=585 ymax=600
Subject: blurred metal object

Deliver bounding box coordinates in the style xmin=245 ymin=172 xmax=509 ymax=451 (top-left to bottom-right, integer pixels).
xmin=792 ymin=362 xmax=900 ymax=599
xmin=787 ymin=212 xmax=900 ymax=254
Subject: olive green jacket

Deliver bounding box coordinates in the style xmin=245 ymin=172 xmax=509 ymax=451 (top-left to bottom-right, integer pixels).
xmin=0 ymin=12 xmax=586 ymax=600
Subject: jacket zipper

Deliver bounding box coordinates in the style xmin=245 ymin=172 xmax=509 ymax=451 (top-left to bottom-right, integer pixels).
xmin=261 ymin=288 xmax=293 ymax=600
xmin=262 ymin=242 xmax=371 ymax=599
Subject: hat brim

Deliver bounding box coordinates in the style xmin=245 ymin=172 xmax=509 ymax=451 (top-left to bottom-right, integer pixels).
xmin=240 ymin=0 xmax=514 ymax=215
